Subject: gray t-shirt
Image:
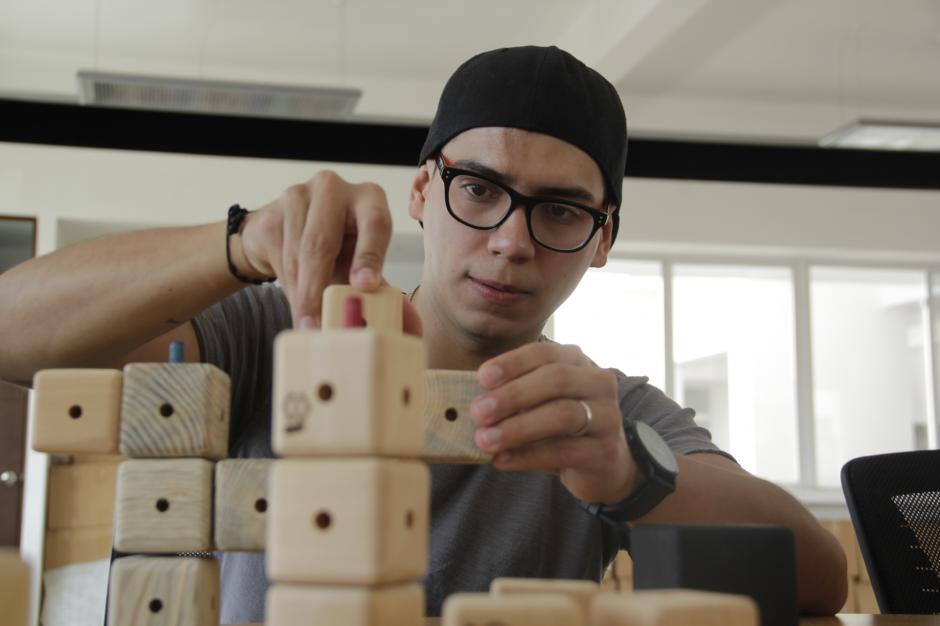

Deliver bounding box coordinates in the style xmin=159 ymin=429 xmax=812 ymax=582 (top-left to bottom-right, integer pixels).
xmin=192 ymin=285 xmax=731 ymax=623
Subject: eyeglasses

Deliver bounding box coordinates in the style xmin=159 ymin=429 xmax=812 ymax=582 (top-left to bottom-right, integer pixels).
xmin=436 ymin=155 xmax=609 ymax=253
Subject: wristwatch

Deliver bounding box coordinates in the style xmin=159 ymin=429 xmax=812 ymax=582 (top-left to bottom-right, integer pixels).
xmin=581 ymin=420 xmax=678 ymax=523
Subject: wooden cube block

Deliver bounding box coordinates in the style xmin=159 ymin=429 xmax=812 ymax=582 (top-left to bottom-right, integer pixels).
xmin=114 ymin=459 xmax=213 ymax=553
xmin=0 ymin=549 xmax=29 ymax=626
xmin=120 ymin=362 xmax=230 ymax=459
xmin=47 ymin=461 xmax=118 ymax=529
xmin=854 ymin=580 xmax=879 ymax=613
xmin=31 ymin=369 xmax=121 ymax=453
xmin=590 ymin=590 xmax=758 ymax=626
xmin=266 ymin=582 xmax=424 ymax=626
xmin=267 ymin=458 xmax=429 ymax=584
xmin=423 ymin=370 xmax=491 ymax=464
xmin=107 ymin=556 xmax=218 ymax=626
xmin=443 ymin=592 xmax=584 ymax=626
xmin=322 ymin=284 xmax=403 ymax=333
xmin=272 ymin=329 xmax=425 ymax=457
xmin=214 ymin=459 xmax=272 ymax=551
xmin=491 ymin=577 xmax=599 ymax=615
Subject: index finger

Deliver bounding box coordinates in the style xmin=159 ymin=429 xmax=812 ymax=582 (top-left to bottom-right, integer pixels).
xmin=348 ymin=182 xmax=392 ymax=291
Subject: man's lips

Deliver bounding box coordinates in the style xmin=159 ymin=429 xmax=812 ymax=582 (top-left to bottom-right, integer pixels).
xmin=470 ymin=277 xmax=532 ymax=294
xmin=468 ymin=276 xmax=533 ymax=305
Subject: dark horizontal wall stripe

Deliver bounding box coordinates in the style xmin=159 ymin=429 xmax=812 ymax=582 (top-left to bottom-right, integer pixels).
xmin=2 ymin=99 xmax=938 ymax=190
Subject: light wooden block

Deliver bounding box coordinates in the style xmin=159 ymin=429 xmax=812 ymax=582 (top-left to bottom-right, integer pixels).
xmin=31 ymin=369 xmax=121 ymax=453
xmin=272 ymin=329 xmax=425 ymax=457
xmin=267 ymin=458 xmax=429 ymax=584
xmin=46 ymin=461 xmax=118 ymax=529
xmin=322 ymin=284 xmax=403 ymax=333
xmin=491 ymin=577 xmax=599 ymax=615
xmin=820 ymin=518 xmax=860 ymax=582
xmin=443 ymin=592 xmax=584 ymax=626
xmin=423 ymin=370 xmax=491 ymax=464
xmin=854 ymin=579 xmax=880 ymax=613
xmin=266 ymin=582 xmax=424 ymax=626
xmin=214 ymin=459 xmax=272 ymax=551
xmin=44 ymin=525 xmax=113 ymax=569
xmin=107 ymin=556 xmax=219 ymax=626
xmin=601 ymin=551 xmax=634 ymax=591
xmin=590 ymin=589 xmax=758 ymax=626
xmin=120 ymin=362 xmax=230 ymax=459
xmin=114 ymin=459 xmax=213 ymax=553
xmin=0 ymin=549 xmax=29 ymax=626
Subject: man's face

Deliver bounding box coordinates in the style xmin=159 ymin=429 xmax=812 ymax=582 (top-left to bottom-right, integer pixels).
xmin=408 ymin=127 xmax=614 ymax=342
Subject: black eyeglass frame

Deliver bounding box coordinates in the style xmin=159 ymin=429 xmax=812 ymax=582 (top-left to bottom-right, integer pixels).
xmin=435 ymin=155 xmax=610 ymax=253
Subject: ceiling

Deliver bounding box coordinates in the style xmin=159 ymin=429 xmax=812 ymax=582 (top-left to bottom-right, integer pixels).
xmin=1 ymin=0 xmax=938 ymax=144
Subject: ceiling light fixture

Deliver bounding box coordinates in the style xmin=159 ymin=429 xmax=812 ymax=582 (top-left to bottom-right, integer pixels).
xmin=820 ymin=120 xmax=940 ymax=152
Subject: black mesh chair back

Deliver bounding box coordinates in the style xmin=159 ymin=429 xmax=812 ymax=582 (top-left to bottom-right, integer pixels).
xmin=842 ymin=450 xmax=940 ymax=614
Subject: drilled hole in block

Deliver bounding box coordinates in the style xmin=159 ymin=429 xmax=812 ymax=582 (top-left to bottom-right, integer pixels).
xmin=155 ymin=498 xmax=170 ymax=512
xmin=402 ymin=387 xmax=411 ymax=406
xmin=317 ymin=384 xmax=333 ymax=402
xmin=159 ymin=403 xmax=174 ymax=418
xmin=405 ymin=510 xmax=415 ymax=528
xmin=68 ymin=405 xmax=83 ymax=419
xmin=445 ymin=407 xmax=458 ymax=422
xmin=314 ymin=511 xmax=332 ymax=530
xmin=149 ymin=598 xmax=163 ymax=613
xmin=254 ymin=498 xmax=268 ymax=513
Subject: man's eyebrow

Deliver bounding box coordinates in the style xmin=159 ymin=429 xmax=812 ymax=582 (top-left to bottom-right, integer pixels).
xmin=452 ymin=159 xmax=597 ymax=204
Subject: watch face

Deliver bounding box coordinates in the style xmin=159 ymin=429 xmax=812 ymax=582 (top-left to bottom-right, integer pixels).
xmin=635 ymin=421 xmax=679 ymax=474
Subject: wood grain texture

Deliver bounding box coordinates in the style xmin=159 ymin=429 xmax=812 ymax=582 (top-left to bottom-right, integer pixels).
xmin=423 ymin=370 xmax=491 ymax=464
xmin=46 ymin=461 xmax=118 ymax=529
xmin=267 ymin=458 xmax=429 ymax=584
xmin=214 ymin=459 xmax=272 ymax=552
xmin=491 ymin=577 xmax=599 ymax=615
xmin=113 ymin=459 xmax=213 ymax=553
xmin=120 ymin=363 xmax=230 ymax=459
xmin=44 ymin=525 xmax=112 ymax=569
xmin=322 ymin=284 xmax=403 ymax=333
xmin=272 ymin=329 xmax=425 ymax=457
xmin=0 ymin=549 xmax=29 ymax=626
xmin=32 ymin=369 xmax=122 ymax=453
xmin=443 ymin=593 xmax=584 ymax=626
xmin=107 ymin=556 xmax=219 ymax=626
xmin=266 ymin=582 xmax=424 ymax=626
xmin=590 ymin=589 xmax=758 ymax=626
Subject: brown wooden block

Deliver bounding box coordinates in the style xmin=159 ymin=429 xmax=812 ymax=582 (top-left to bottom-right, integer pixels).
xmin=107 ymin=556 xmax=219 ymax=626
xmin=267 ymin=458 xmax=429 ymax=584
xmin=590 ymin=589 xmax=758 ymax=626
xmin=491 ymin=577 xmax=599 ymax=615
xmin=820 ymin=518 xmax=860 ymax=581
xmin=272 ymin=329 xmax=425 ymax=457
xmin=46 ymin=461 xmax=118 ymax=529
xmin=31 ymin=369 xmax=121 ymax=453
xmin=423 ymin=370 xmax=491 ymax=464
xmin=443 ymin=592 xmax=584 ymax=626
xmin=266 ymin=582 xmax=424 ymax=626
xmin=113 ymin=459 xmax=213 ymax=553
xmin=120 ymin=362 xmax=230 ymax=459
xmin=601 ymin=550 xmax=634 ymax=591
xmin=214 ymin=459 xmax=272 ymax=551
xmin=322 ymin=284 xmax=403 ymax=333
xmin=0 ymin=549 xmax=29 ymax=626
xmin=854 ymin=579 xmax=879 ymax=614
xmin=44 ymin=525 xmax=113 ymax=569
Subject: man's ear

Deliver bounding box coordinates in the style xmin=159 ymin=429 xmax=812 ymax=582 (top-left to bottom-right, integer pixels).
xmin=589 ymin=205 xmax=616 ymax=269
xmin=408 ymin=161 xmax=434 ymax=223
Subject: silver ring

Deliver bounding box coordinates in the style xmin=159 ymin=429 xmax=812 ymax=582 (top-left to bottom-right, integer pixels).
xmin=571 ymin=400 xmax=593 ymax=437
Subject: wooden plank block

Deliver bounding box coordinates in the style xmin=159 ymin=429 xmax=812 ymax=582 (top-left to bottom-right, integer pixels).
xmin=46 ymin=461 xmax=118 ymax=529
xmin=0 ymin=549 xmax=29 ymax=626
xmin=443 ymin=592 xmax=584 ymax=626
xmin=43 ymin=526 xmax=112 ymax=569
xmin=107 ymin=556 xmax=219 ymax=626
xmin=491 ymin=577 xmax=599 ymax=615
xmin=322 ymin=284 xmax=403 ymax=333
xmin=266 ymin=582 xmax=424 ymax=626
xmin=31 ymin=369 xmax=122 ymax=453
xmin=590 ymin=589 xmax=758 ymax=626
xmin=272 ymin=329 xmax=425 ymax=457
xmin=113 ymin=459 xmax=213 ymax=553
xmin=120 ymin=362 xmax=230 ymax=459
xmin=267 ymin=458 xmax=429 ymax=584
xmin=423 ymin=370 xmax=490 ymax=464
xmin=214 ymin=459 xmax=272 ymax=551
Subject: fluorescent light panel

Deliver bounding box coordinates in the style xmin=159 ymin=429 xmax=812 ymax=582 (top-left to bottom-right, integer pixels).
xmin=820 ymin=120 xmax=940 ymax=152
xmin=77 ymin=70 xmax=361 ymax=121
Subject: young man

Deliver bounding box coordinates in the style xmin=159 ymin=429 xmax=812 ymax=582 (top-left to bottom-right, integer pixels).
xmin=0 ymin=46 xmax=846 ymax=621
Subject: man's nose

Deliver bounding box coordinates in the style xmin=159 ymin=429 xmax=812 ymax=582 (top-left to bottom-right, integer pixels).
xmin=487 ymin=204 xmax=536 ymax=260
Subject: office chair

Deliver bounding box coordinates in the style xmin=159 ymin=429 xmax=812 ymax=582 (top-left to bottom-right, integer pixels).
xmin=842 ymin=449 xmax=940 ymax=614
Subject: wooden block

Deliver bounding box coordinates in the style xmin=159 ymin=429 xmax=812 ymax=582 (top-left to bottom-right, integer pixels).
xmin=120 ymin=362 xmax=230 ymax=459
xmin=322 ymin=284 xmax=403 ymax=333
xmin=590 ymin=589 xmax=758 ymax=626
xmin=47 ymin=461 xmax=118 ymax=529
xmin=214 ymin=459 xmax=272 ymax=551
xmin=266 ymin=582 xmax=424 ymax=626
xmin=423 ymin=370 xmax=491 ymax=464
xmin=107 ymin=556 xmax=219 ymax=626
xmin=272 ymin=329 xmax=425 ymax=457
xmin=267 ymin=458 xmax=429 ymax=584
xmin=601 ymin=551 xmax=634 ymax=592
xmin=820 ymin=518 xmax=860 ymax=581
xmin=113 ymin=459 xmax=213 ymax=553
xmin=31 ymin=369 xmax=121 ymax=453
xmin=0 ymin=549 xmax=29 ymax=626
xmin=443 ymin=592 xmax=584 ymax=626
xmin=44 ymin=525 xmax=113 ymax=569
xmin=854 ymin=579 xmax=880 ymax=613
xmin=491 ymin=577 xmax=599 ymax=615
